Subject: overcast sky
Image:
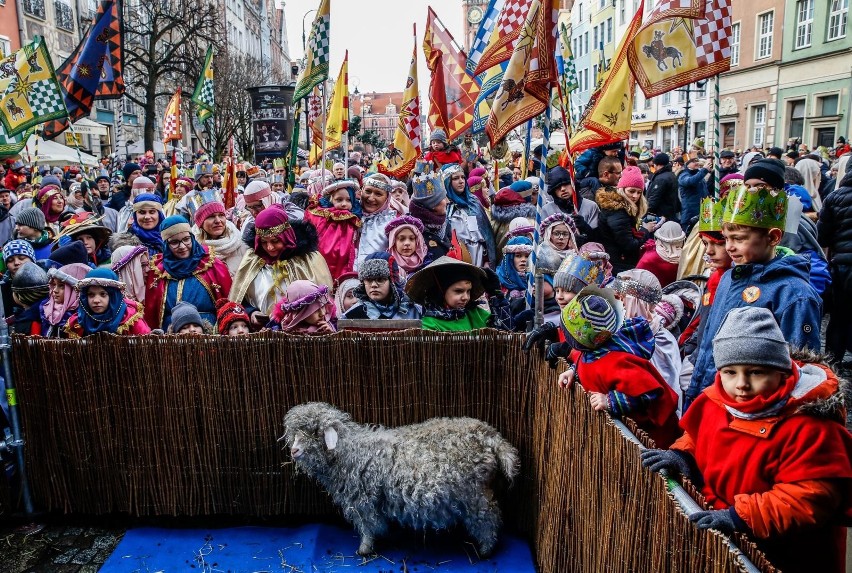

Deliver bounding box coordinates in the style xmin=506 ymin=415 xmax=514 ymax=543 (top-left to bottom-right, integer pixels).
xmin=282 ymin=0 xmax=467 ymax=95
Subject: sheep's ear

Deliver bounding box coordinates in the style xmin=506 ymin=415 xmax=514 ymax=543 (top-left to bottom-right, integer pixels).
xmin=323 ymin=426 xmax=339 ymax=450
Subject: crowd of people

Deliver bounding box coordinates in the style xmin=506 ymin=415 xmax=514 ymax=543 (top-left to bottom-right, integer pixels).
xmin=0 ymin=128 xmax=851 ymax=572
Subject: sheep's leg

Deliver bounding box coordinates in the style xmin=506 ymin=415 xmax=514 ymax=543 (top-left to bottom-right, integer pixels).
xmin=463 ymin=496 xmax=501 ymax=558
xmin=344 ymin=506 xmax=386 ymax=556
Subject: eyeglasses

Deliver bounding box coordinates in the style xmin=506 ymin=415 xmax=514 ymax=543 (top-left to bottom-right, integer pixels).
xmin=167 ymin=236 xmax=193 ymax=248
xmin=551 ymin=231 xmax=573 ymax=239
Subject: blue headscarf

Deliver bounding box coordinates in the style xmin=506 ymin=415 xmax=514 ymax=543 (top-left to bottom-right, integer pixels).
xmin=130 ymin=193 xmax=165 ymax=255
xmin=496 ymin=236 xmax=533 ymax=293
xmin=76 ymin=268 xmax=127 ymax=335
xmin=441 ymin=164 xmax=475 ymax=209
xmin=161 ymin=215 xmax=207 ymax=279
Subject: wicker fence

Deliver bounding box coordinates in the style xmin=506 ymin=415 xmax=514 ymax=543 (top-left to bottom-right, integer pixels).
xmin=9 ymin=330 xmax=775 ymax=572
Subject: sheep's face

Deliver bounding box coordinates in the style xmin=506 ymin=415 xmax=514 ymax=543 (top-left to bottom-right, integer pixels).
xmin=281 ymin=403 xmax=348 ymax=472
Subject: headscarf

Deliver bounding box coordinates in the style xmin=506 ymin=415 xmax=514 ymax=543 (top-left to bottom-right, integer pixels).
xmin=334 ymin=276 xmax=360 ymax=317
xmin=130 ymin=193 xmax=165 ymax=254
xmin=795 ymin=157 xmax=824 ymax=212
xmin=75 ymin=268 xmax=128 ymax=335
xmin=360 ymin=174 xmax=393 ymax=214
xmin=653 ymin=221 xmax=686 ymax=264
xmin=540 ymin=213 xmax=578 ymax=258
xmin=496 ymin=236 xmax=533 ymax=294
xmin=578 ymin=241 xmax=613 ymax=283
xmin=162 ymin=230 xmax=207 ymax=280
xmin=254 ymin=204 xmax=298 ymax=265
xmin=111 ymin=245 xmax=148 ymax=303
xmin=385 ymin=216 xmax=427 ymax=273
xmin=36 ymin=185 xmax=64 ymax=223
xmin=441 ymin=164 xmax=475 ymax=209
xmin=65 ymin=184 xmax=85 ymax=210
xmin=269 ymin=280 xmax=335 ymax=333
xmin=614 ymin=269 xmax=663 ymax=326
xmin=42 ymin=263 xmax=91 ymax=327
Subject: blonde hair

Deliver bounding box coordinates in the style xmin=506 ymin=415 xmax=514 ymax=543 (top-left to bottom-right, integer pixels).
xmin=615 ymin=186 xmax=648 ymax=221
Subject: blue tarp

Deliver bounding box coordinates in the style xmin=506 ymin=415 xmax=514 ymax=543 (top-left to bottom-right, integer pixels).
xmin=100 ymin=523 xmax=536 ymax=572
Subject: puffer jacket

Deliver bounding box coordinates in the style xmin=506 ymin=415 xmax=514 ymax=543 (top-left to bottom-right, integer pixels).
xmin=595 ymin=188 xmax=650 ymax=273
xmin=646 ymin=164 xmax=679 ymax=221
xmin=818 ymin=171 xmax=852 ymax=266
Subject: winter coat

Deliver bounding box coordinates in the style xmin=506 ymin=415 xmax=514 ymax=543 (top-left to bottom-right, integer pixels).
xmin=673 ymin=356 xmax=852 ymax=573
xmin=686 ymin=253 xmax=823 ymax=408
xmin=646 ymin=165 xmax=679 ymax=221
xmin=10 ymin=303 xmax=43 ymax=335
xmin=421 ymin=305 xmax=490 ymax=332
xmin=818 ymin=172 xmax=852 ymax=266
xmin=677 ymin=167 xmax=709 ymax=230
xmin=780 ymin=215 xmax=831 ymax=296
xmin=595 ymin=188 xmax=651 ymax=274
xmin=355 ymin=208 xmax=397 ymax=271
xmin=635 ymin=240 xmax=679 ymax=287
xmin=423 ymin=148 xmax=462 ymax=169
xmin=0 ymin=206 xmax=14 ymax=246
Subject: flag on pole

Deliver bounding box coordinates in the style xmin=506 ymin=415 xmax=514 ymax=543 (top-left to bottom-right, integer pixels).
xmin=486 ymin=0 xmax=559 ymax=145
xmin=570 ymin=1 xmax=644 ymax=154
xmin=163 ymin=89 xmax=182 ymax=142
xmin=378 ymin=27 xmax=421 ymax=179
xmin=423 ymin=7 xmax=480 ymax=140
xmin=0 ymin=36 xmax=68 ymax=137
xmin=41 ymin=0 xmax=124 ymax=138
xmin=558 ymin=23 xmax=579 ymax=93
xmin=595 ymin=42 xmax=607 ymax=88
xmin=310 ymin=51 xmax=348 ymax=165
xmin=466 ymin=0 xmax=504 ymax=78
xmin=0 ymin=126 xmax=34 ymax=158
xmin=474 ymin=0 xmax=534 ymax=76
xmin=467 ymin=0 xmax=505 ymax=134
xmin=294 ymin=0 xmax=330 ymax=102
xmin=191 ymin=46 xmax=214 ymax=122
xmin=627 ymin=0 xmax=732 ymax=97
xmin=223 ymin=137 xmax=236 ymax=209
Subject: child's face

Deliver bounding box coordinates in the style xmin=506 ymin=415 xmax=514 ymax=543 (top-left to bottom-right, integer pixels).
xmin=394 ymin=229 xmax=417 ymax=257
xmin=228 ymin=320 xmax=250 ymax=335
xmin=513 ymin=253 xmax=529 ymax=273
xmin=364 ymin=278 xmax=391 ymax=302
xmin=719 ymin=364 xmax=785 ymax=403
xmin=723 ymin=226 xmax=779 ymax=265
xmin=303 ymin=306 xmax=327 ymax=326
xmin=178 ymin=323 xmax=204 ymax=334
xmin=330 ymin=189 xmax=352 ymax=210
xmin=78 ymin=233 xmax=97 ymax=256
xmin=391 ymin=187 xmax=405 ymax=201
xmin=342 ymin=289 xmax=357 ymax=311
xmin=548 ymin=223 xmax=573 ymax=251
xmin=5 ymin=254 xmax=30 ymax=276
xmin=444 ymin=280 xmax=472 ymax=309
xmin=700 ymin=237 xmax=732 ymax=270
xmin=430 ymin=140 xmax=445 ymax=152
xmin=554 ymin=287 xmax=576 ymax=308
xmin=49 ymin=278 xmax=65 ymax=304
xmin=623 ymin=186 xmax=643 ymax=204
xmin=87 ymin=286 xmax=110 ymax=314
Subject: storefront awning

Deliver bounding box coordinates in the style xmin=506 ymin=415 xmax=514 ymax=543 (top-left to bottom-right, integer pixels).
xmin=631 ymin=121 xmax=656 ymax=131
xmin=657 ymin=119 xmax=680 ymax=128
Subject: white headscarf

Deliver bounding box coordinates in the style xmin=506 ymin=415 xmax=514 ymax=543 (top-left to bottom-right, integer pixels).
xmin=653 ymin=221 xmax=685 ymax=264
xmin=795 ymin=158 xmax=823 ymax=212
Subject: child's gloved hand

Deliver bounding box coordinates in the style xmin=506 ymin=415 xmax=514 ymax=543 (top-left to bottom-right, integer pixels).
xmin=640 ymin=449 xmax=697 ymax=481
xmin=523 ymin=322 xmax=558 ymax=354
xmin=689 ymin=509 xmax=737 ymax=536
xmin=545 ymin=341 xmax=569 ymax=369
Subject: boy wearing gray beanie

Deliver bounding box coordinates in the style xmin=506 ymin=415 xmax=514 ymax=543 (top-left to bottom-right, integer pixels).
xmin=643 ymin=306 xmax=852 ymax=572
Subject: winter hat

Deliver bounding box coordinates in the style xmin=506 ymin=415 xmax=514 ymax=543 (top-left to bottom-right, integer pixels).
xmin=430 ymin=129 xmax=448 ymax=144
xmin=561 ymin=286 xmax=624 ymax=350
xmin=503 ymin=235 xmax=533 ymax=255
xmin=131 ymin=176 xmax=156 ymax=195
xmin=39 ymin=175 xmax=62 ymax=189
xmin=617 ymin=165 xmax=645 ymax=189
xmin=3 ymin=239 xmax=35 ymax=263
xmin=553 ymin=251 xmax=608 ymax=292
xmin=216 ymin=298 xmax=251 ymax=335
xmin=410 ymin=172 xmax=448 ymax=210
xmin=358 ymin=252 xmax=401 ymax=286
xmin=506 ymin=216 xmax=535 ymax=239
xmin=243 ymin=180 xmax=272 ymax=203
xmin=16 ymin=207 xmax=46 ymax=231
xmin=743 ymin=158 xmax=786 ymax=190
xmin=160 ymin=215 xmax=192 ymax=242
xmin=194 ymin=199 xmax=225 ymax=227
xmin=767 ymin=147 xmax=784 ymax=159
xmin=525 ymin=176 xmax=541 ymax=193
xmin=653 ymin=153 xmax=670 ymax=166
xmin=132 ymin=192 xmax=164 ymax=213
xmin=170 ymin=301 xmax=204 ymax=333
xmin=509 ymin=180 xmax=534 ymax=202
xmin=11 ymin=261 xmax=49 ymax=306
xmin=719 ymin=173 xmax=744 ymax=198
xmin=48 ymin=241 xmax=89 ymax=267
xmin=713 ymin=307 xmax=791 ymax=371
xmin=719 ymin=150 xmax=735 ymax=159
xmin=122 ymin=162 xmax=141 ymax=180
xmin=546 ymin=166 xmax=571 ymax=192
xmin=653 ymin=294 xmax=684 ymax=331
xmin=321 ymin=179 xmax=358 ymax=198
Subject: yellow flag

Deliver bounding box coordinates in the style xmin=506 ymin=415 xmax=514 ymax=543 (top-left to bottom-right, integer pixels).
xmin=310 ymin=52 xmax=348 ymax=165
xmin=378 ymin=28 xmax=421 ymax=179
xmin=569 ymin=1 xmax=643 ymax=153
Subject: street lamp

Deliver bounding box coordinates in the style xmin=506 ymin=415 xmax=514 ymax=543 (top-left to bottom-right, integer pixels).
xmin=302 ymin=9 xmax=317 ymax=51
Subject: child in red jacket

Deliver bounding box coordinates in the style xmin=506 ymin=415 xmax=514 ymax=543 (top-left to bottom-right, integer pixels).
xmin=556 ymin=286 xmax=681 ymax=448
xmin=642 ymin=306 xmax=852 ymax=573
xmin=423 ymin=129 xmax=462 ymax=169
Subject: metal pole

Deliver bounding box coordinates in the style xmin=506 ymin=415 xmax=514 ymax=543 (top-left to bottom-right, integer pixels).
xmin=321 ymin=82 xmax=327 ymax=187
xmin=0 ymin=285 xmax=35 ymax=515
xmin=683 ymin=85 xmax=691 ymax=153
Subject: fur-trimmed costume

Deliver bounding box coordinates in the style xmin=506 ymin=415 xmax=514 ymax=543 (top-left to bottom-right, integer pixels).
xmin=65 ymin=298 xmax=149 ymax=337
xmin=490 ymin=189 xmax=536 ymax=261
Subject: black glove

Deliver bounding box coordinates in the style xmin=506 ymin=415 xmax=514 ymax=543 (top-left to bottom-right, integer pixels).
xmin=523 ymin=321 xmax=558 ymax=354
xmin=482 ymin=268 xmax=504 ymax=297
xmin=640 ymin=449 xmax=699 ymax=482
xmin=487 ymin=295 xmax=514 ymax=331
xmin=545 ymin=341 xmax=570 ymax=369
xmin=513 ymin=309 xmax=535 ymax=333
xmin=689 ymin=509 xmax=737 ymax=536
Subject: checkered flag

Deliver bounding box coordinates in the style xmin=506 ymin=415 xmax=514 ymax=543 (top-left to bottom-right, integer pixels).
xmin=559 ymin=23 xmax=579 ymax=93
xmin=191 ymin=46 xmax=214 ymax=123
xmin=163 ymin=89 xmax=181 ymax=142
xmin=294 ymin=0 xmax=330 ymax=102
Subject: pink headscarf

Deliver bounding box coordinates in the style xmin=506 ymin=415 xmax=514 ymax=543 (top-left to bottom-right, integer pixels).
xmin=617 ymin=268 xmax=662 ymax=322
xmin=43 ymin=263 xmax=91 ymax=326
xmin=254 ymin=204 xmax=298 ymax=264
xmin=111 ymin=245 xmax=149 ymax=303
xmin=578 ymin=241 xmax=613 ymax=282
xmin=385 ymin=216 xmax=427 ymax=273
xmin=270 ymin=280 xmax=336 ymax=334
xmin=37 ymin=185 xmax=64 ymax=223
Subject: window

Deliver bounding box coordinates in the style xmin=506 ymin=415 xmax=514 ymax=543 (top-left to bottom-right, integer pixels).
xmin=644 ymin=96 xmax=652 ymax=110
xmin=678 ymin=89 xmax=686 ymax=103
xmin=600 ymin=0 xmax=605 ymax=9
xmin=662 ymin=92 xmax=671 ymax=105
xmin=578 ymin=2 xmax=583 ymax=21
xmin=662 ymin=126 xmax=674 ymax=151
xmin=585 ymin=32 xmax=589 ymax=54
xmin=0 ymin=37 xmax=10 ymax=57
xmin=819 ymin=94 xmax=839 ymax=116
xmin=593 ymin=26 xmax=598 ymax=48
xmin=573 ymin=38 xmax=578 ymax=57
xmin=756 ymin=12 xmax=773 ymax=59
xmin=54 ymin=0 xmax=74 ymax=31
xmin=632 ymin=97 xmax=637 ymax=112
xmin=828 ymin=0 xmax=849 ymax=41
xmin=789 ymin=99 xmax=805 ymax=139
xmin=22 ymin=0 xmax=45 ymax=18
xmin=607 ymin=18 xmax=613 ymax=44
xmin=752 ymin=105 xmax=766 ymax=147
xmin=619 ymin=0 xmax=625 ymax=25
xmin=816 ymin=127 xmax=836 ymax=148
xmin=694 ymin=121 xmax=706 ymax=138
xmin=794 ymin=0 xmax=813 ymax=49
xmin=696 ymin=82 xmax=707 ymax=98
xmin=722 ymin=122 xmax=735 ymax=148
xmin=584 ymin=69 xmax=589 ymax=92
xmin=730 ymin=23 xmax=740 ymax=66
xmin=592 ymin=64 xmax=598 ymax=85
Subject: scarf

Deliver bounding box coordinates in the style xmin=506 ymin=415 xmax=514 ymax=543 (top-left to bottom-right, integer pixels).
xmin=254 ymin=205 xmax=298 ymax=265
xmin=618 ymin=269 xmax=662 ymax=326
xmin=712 ymin=363 xmax=797 ymax=418
xmin=352 ymin=284 xmax=413 ymax=319
xmin=111 ymin=245 xmax=148 ymax=303
xmin=408 ymin=201 xmax=445 ymax=232
xmin=37 ymin=185 xmax=64 ymax=223
xmin=581 ymin=317 xmax=656 ymax=362
xmin=387 ymin=223 xmax=427 ymax=273
xmin=270 ymin=281 xmax=335 ymax=333
xmin=130 ymin=211 xmax=165 ymax=255
xmin=196 ymin=220 xmax=244 ymax=258
xmin=319 ymin=187 xmax=363 ymax=217
xmin=77 ymin=286 xmax=127 ymax=334
xmin=162 ymin=235 xmax=207 ymax=279
xmin=422 ymin=301 xmax=467 ymax=321
xmin=496 ymin=253 xmax=528 ymax=292
xmin=42 ymin=263 xmax=90 ymax=326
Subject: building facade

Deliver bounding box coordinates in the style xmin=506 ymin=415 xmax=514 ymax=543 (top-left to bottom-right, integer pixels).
xmin=352 ymin=92 xmax=404 ymax=146
xmin=462 ymin=0 xmax=490 ymax=52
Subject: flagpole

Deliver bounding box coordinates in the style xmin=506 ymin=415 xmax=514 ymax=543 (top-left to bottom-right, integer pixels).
xmin=713 ymin=74 xmax=720 ymax=199
xmin=115 ymin=95 xmax=124 ymax=161
xmin=555 ymin=81 xmax=579 ymax=211
xmin=532 ymin=96 xmax=553 ymax=328
xmin=522 ymin=119 xmax=532 ymax=179
xmin=321 ymin=81 xmax=327 ymax=188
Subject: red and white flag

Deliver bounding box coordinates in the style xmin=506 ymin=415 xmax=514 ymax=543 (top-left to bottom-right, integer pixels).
xmin=163 ymin=89 xmax=182 ymax=142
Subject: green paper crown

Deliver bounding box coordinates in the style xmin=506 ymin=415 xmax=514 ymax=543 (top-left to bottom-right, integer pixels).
xmin=698 ymin=197 xmax=724 ymax=233
xmin=722 ymin=183 xmax=787 ymax=230
xmin=560 ymin=286 xmax=624 ymax=350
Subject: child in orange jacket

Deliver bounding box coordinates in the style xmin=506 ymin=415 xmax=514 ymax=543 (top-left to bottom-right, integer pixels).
xmin=642 ymin=306 xmax=852 ymax=573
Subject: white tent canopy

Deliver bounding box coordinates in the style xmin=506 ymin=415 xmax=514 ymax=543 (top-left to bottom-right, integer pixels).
xmin=70 ymin=118 xmax=109 ymax=136
xmin=21 ymin=136 xmax=99 ymax=167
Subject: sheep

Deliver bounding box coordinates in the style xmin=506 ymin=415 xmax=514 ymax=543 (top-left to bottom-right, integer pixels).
xmin=280 ymin=402 xmax=520 ymax=557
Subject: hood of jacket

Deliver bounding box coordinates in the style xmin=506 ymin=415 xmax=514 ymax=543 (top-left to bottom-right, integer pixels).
xmin=595 ymin=187 xmax=629 ymax=211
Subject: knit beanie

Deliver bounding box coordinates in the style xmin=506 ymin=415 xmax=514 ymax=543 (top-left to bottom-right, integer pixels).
xmin=617 ymin=166 xmax=645 ymax=189
xmin=243 ymin=180 xmax=272 ymax=203
xmin=216 ymin=298 xmax=251 ymax=335
xmin=16 ymin=207 xmax=46 ymax=231
xmin=132 ymin=192 xmax=164 ymax=213
xmin=131 ymin=176 xmax=156 ymax=195
xmin=122 ymin=162 xmax=141 ymax=181
xmin=430 ymin=129 xmax=447 ymax=144
xmin=506 ymin=216 xmax=535 ymax=239
xmin=194 ymin=200 xmax=226 ymax=227
xmin=160 ymin=215 xmax=192 ymax=242
xmin=39 ymin=175 xmax=62 ymax=189
xmin=11 ymin=261 xmax=49 ymax=306
xmin=48 ymin=241 xmax=89 ymax=267
xmin=743 ymin=158 xmax=786 ymax=190
xmin=3 ymin=239 xmax=35 ymax=263
xmin=561 ymin=287 xmax=623 ymax=350
xmin=653 ymin=153 xmax=670 ymax=166
xmin=713 ymin=307 xmax=791 ymax=371
xmin=358 ymin=252 xmax=401 ymax=286
xmin=170 ymin=301 xmax=203 ymax=333
xmin=509 ymin=180 xmax=534 ymax=202
xmin=546 ymin=166 xmax=571 ymax=192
